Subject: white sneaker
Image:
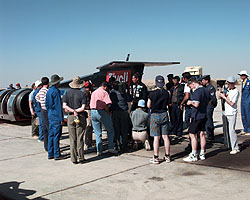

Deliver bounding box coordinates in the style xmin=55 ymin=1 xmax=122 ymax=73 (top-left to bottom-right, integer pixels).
xmin=199 ymin=153 xmax=206 ymax=160
xmin=144 ymin=140 xmax=151 ymax=151
xmin=183 ymin=153 xmax=198 ymax=162
xmin=150 ymin=157 xmax=159 ymax=164
xmin=230 ymin=149 xmax=240 ymax=155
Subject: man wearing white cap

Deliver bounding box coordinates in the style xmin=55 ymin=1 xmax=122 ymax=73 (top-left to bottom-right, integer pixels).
xmin=219 ymin=76 xmax=240 ymax=154
xmin=238 ymin=70 xmax=250 ymax=135
xmin=28 ymin=80 xmax=41 ymax=139
xmin=32 ymin=80 xmax=43 ymax=141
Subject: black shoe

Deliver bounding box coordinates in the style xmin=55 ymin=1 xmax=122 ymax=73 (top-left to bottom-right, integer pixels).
xmin=207 ymin=136 xmax=214 ymax=141
xmin=72 ymin=161 xmax=78 ymax=164
xmin=79 ymin=159 xmax=87 ymax=164
xmin=54 ymin=156 xmax=64 ymax=161
xmin=48 ymin=156 xmax=54 ymax=160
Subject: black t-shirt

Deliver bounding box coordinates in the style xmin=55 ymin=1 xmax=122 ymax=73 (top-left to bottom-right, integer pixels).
xmin=63 ymin=88 xmax=86 ymax=110
xmin=191 ymin=86 xmax=210 ymax=120
xmin=148 ymin=89 xmax=169 ymax=113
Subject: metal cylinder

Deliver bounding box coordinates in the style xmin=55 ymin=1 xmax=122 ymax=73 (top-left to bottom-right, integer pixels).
xmin=0 ymin=88 xmax=32 ymax=121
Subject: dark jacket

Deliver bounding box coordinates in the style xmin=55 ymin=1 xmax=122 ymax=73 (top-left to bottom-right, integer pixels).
xmin=129 ymin=82 xmax=148 ymax=110
xmin=205 ymin=84 xmax=217 ymax=108
xmin=170 ymin=83 xmax=184 ymax=105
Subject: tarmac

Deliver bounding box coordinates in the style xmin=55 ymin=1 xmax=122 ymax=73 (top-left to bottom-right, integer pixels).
xmin=0 ymin=98 xmax=250 ymax=200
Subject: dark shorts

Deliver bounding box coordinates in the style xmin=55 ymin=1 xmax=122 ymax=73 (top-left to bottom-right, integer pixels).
xmin=150 ymin=112 xmax=169 ymax=137
xmin=188 ymin=118 xmax=207 ymax=134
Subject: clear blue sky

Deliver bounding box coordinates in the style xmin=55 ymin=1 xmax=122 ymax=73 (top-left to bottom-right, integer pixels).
xmin=0 ymin=0 xmax=249 ymax=88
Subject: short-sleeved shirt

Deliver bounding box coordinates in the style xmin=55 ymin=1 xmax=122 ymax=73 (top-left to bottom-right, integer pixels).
xmin=29 ymin=90 xmax=35 ymax=101
xmin=184 ymin=83 xmax=191 ymax=93
xmin=63 ymin=88 xmax=86 ymax=110
xmin=90 ymin=87 xmax=112 ymax=110
xmin=148 ymin=89 xmax=169 ymax=113
xmin=191 ymin=86 xmax=210 ymax=120
xmin=224 ymin=88 xmax=239 ymax=116
xmin=110 ymin=89 xmax=129 ymax=111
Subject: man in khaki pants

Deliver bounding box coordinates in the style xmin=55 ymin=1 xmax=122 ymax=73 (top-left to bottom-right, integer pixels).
xmin=63 ymin=76 xmax=87 ymax=164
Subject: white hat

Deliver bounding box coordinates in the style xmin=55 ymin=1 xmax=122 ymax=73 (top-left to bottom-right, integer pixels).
xmin=34 ymin=80 xmax=42 ymax=87
xmin=238 ymin=70 xmax=249 ymax=77
xmin=138 ymin=99 xmax=145 ymax=108
xmin=227 ymin=76 xmax=237 ymax=83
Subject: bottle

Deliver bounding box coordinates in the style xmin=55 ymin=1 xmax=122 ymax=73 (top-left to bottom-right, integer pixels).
xmin=74 ymin=116 xmax=80 ymax=124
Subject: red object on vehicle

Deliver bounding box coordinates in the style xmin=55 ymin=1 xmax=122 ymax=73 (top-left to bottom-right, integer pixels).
xmin=106 ymin=70 xmax=131 ymax=85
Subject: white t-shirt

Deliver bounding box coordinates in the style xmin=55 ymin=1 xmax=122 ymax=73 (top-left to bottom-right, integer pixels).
xmin=184 ymin=83 xmax=191 ymax=93
xmin=29 ymin=90 xmax=35 ymax=101
xmin=224 ymin=88 xmax=239 ymax=116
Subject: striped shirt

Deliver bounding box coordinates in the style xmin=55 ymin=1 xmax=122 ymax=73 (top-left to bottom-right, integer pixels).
xmin=35 ymin=87 xmax=48 ymax=110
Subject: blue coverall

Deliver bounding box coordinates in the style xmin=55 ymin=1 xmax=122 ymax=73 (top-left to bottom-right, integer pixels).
xmin=33 ymin=88 xmax=43 ymax=140
xmin=45 ymin=86 xmax=63 ymax=159
xmin=241 ymin=79 xmax=250 ymax=133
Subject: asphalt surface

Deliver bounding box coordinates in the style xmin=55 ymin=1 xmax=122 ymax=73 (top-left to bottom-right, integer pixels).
xmin=0 ymin=98 xmax=250 ymax=200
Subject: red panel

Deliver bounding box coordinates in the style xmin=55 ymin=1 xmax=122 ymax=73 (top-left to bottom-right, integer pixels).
xmin=106 ymin=70 xmax=131 ymax=85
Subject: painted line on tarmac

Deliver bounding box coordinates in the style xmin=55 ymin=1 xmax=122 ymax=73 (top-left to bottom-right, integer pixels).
xmin=38 ymin=162 xmax=151 ymax=198
xmin=0 ymin=152 xmax=46 ymax=162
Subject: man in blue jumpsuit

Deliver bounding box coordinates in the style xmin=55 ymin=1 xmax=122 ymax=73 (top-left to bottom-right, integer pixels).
xmin=32 ymin=81 xmax=43 ymax=141
xmin=238 ymin=70 xmax=250 ymax=134
xmin=45 ymin=74 xmax=64 ymax=160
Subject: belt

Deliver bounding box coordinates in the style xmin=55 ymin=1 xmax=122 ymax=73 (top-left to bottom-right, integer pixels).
xmin=69 ymin=112 xmax=84 ymax=115
xmin=133 ymin=130 xmax=146 ymax=132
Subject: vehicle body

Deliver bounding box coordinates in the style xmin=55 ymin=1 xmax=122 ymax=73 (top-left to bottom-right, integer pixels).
xmin=0 ymin=59 xmax=180 ymax=122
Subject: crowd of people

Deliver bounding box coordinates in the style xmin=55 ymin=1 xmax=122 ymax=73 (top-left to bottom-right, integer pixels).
xmin=28 ymin=69 xmax=250 ymax=164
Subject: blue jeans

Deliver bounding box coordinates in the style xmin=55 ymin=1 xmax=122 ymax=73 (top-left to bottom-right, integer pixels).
xmin=36 ymin=111 xmax=44 ymax=141
xmin=91 ymin=110 xmax=115 ymax=153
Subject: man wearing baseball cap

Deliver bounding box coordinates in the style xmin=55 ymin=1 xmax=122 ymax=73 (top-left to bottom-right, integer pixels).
xmin=238 ymin=70 xmax=250 ymax=135
xmin=219 ymin=76 xmax=240 ymax=154
xmin=148 ymin=75 xmax=171 ymax=164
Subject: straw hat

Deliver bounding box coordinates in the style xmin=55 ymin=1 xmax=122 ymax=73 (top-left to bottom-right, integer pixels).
xmin=69 ymin=76 xmax=85 ymax=89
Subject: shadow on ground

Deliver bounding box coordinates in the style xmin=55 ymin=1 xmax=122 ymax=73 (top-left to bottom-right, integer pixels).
xmin=0 ymin=181 xmax=49 ymax=200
